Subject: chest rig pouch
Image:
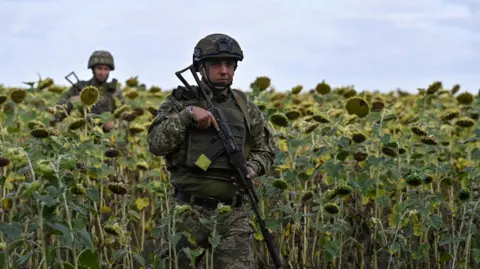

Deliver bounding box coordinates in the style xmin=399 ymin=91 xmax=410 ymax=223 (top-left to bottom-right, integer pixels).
xmin=171 ymin=86 xmax=252 ymax=181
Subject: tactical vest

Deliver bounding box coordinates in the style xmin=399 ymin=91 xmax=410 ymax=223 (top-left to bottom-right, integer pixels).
xmin=166 ymin=87 xmax=252 ymax=181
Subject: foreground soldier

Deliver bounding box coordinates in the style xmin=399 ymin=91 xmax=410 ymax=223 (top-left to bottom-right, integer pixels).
xmin=147 ymin=33 xmax=275 ymax=268
xmin=55 ymin=50 xmax=125 ymax=120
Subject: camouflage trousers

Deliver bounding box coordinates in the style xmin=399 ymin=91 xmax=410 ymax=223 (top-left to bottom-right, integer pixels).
xmin=162 ymin=198 xmax=256 ymax=269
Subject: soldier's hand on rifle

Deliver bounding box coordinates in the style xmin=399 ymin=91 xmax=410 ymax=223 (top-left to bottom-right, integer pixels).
xmin=190 ymin=106 xmax=219 ymax=131
xmin=231 ymin=166 xmax=260 ymax=187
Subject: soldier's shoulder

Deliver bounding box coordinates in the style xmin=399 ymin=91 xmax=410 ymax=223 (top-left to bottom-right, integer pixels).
xmin=156 ymin=85 xmax=197 ymax=110
xmin=171 ymin=85 xmax=199 ymax=101
xmin=68 ymin=80 xmax=89 ymax=92
xmin=236 ymin=92 xmax=265 ymax=124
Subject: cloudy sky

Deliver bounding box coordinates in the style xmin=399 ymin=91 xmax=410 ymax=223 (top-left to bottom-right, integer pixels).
xmin=2 ymin=0 xmax=479 ymax=94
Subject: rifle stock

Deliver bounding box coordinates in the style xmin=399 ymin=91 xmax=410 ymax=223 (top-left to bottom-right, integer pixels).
xmin=175 ymin=65 xmax=284 ymax=268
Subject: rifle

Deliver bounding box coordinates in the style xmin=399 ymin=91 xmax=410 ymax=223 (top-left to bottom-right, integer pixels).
xmin=175 ymin=65 xmax=284 ymax=269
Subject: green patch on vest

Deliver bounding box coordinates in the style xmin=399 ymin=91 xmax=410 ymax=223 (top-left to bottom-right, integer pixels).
xmin=194 ymin=154 xmax=212 ymax=171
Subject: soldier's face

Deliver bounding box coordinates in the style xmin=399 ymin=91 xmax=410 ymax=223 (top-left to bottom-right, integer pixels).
xmin=94 ymin=65 xmax=111 ymax=82
xmin=205 ymin=59 xmax=236 ymax=84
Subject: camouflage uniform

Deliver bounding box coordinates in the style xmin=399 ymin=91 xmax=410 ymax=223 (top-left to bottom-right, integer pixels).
xmin=56 ymin=50 xmax=125 ymax=117
xmin=147 ymin=34 xmax=275 ymax=268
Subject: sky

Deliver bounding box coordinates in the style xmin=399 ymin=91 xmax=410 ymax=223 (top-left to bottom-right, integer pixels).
xmin=1 ymin=0 xmax=479 ymax=94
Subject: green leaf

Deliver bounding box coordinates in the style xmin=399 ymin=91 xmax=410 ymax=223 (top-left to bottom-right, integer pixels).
xmin=14 ymin=250 xmax=34 ymax=266
xmin=112 ymin=250 xmax=127 ymax=262
xmin=336 ymin=151 xmax=349 ymax=162
xmin=389 ymin=243 xmax=401 ymax=254
xmin=168 ymin=233 xmax=182 ymax=246
xmin=429 ymin=214 xmax=443 ymax=230
xmin=0 ymin=222 xmax=22 ymax=239
xmin=367 ymin=156 xmax=380 ymax=166
xmin=47 ymin=222 xmax=70 ymax=237
xmin=472 ymin=248 xmax=480 ymax=264
xmin=76 ymin=228 xmax=95 ymax=251
xmin=37 ymin=194 xmax=56 ymax=207
xmin=376 ymin=195 xmax=391 ymax=207
xmin=208 ymin=234 xmax=222 ymax=248
xmin=277 ymin=204 xmax=294 ymax=215
xmin=439 ymin=237 xmax=464 ymax=246
xmin=380 ymin=134 xmax=391 ymax=144
xmin=78 ymin=249 xmax=100 ymax=269
xmin=86 ymin=188 xmax=100 ymax=202
xmin=336 ymin=136 xmax=351 ymax=148
xmin=472 ymin=148 xmax=480 ymax=160
xmin=265 ymin=219 xmax=282 ymax=230
xmin=133 ymin=253 xmax=146 ymax=267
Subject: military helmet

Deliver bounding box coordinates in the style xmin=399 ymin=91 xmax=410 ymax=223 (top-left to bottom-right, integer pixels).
xmin=88 ymin=50 xmax=115 ymax=71
xmin=193 ymin=33 xmax=243 ymax=71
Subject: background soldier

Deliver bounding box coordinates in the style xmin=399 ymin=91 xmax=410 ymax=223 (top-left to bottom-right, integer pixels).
xmin=55 ymin=50 xmax=125 ymax=121
xmin=147 ymin=33 xmax=276 ymax=268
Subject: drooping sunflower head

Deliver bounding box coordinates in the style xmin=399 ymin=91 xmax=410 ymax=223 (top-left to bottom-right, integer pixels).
xmin=270 ymin=113 xmax=289 ymax=127
xmin=351 ymin=132 xmax=367 ymax=143
xmin=252 ymin=76 xmax=271 ymax=92
xmin=315 ymin=80 xmax=331 ymax=95
xmin=285 ymin=108 xmax=302 ymax=121
xmin=0 ymin=95 xmax=7 ymax=105
xmin=126 ymin=76 xmax=139 ymax=87
xmin=345 ymin=97 xmax=370 ymax=118
xmin=10 ymin=88 xmax=27 ymax=104
xmin=80 ymin=86 xmax=100 ymax=106
xmin=456 ymin=92 xmax=474 ymax=105
xmin=426 ymin=81 xmax=442 ymax=95
xmin=291 ymin=85 xmax=303 ymax=94
xmin=455 ymin=117 xmax=475 ymax=128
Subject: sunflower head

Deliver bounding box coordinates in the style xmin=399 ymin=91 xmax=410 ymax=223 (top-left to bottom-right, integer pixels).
xmin=80 ymin=86 xmax=100 ymax=106
xmin=285 ymin=108 xmax=302 ymax=121
xmin=315 ymin=80 xmax=331 ymax=95
xmin=345 ymin=97 xmax=370 ymax=118
xmin=10 ymin=89 xmax=27 ymax=103
xmin=291 ymin=85 xmax=303 ymax=94
xmin=351 ymin=132 xmax=367 ymax=143
xmin=456 ymin=92 xmax=474 ymax=105
xmin=270 ymin=113 xmax=289 ymax=127
xmin=126 ymin=76 xmax=139 ymax=87
xmin=252 ymin=76 xmax=271 ymax=92
xmin=426 ymin=81 xmax=442 ymax=95
xmin=455 ymin=117 xmax=475 ymax=128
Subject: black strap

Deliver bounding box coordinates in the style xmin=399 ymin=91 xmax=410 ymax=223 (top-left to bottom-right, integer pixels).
xmin=174 ymin=190 xmax=243 ymax=209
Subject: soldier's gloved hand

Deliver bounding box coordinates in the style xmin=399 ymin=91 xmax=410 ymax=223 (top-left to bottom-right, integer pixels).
xmin=190 ymin=106 xmax=219 ymax=131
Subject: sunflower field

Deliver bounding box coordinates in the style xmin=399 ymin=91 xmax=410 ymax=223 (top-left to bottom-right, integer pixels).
xmin=0 ymin=75 xmax=479 ymax=269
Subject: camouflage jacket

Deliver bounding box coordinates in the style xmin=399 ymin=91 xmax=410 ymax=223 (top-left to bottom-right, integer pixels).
xmin=147 ymin=85 xmax=276 ymax=177
xmin=57 ymin=77 xmax=125 ymax=115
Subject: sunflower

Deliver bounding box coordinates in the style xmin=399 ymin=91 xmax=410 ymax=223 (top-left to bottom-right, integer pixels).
xmin=10 ymin=89 xmax=27 ymax=103
xmin=80 ymin=86 xmax=99 ymax=106
xmin=315 ymin=81 xmax=331 ymax=95
xmin=291 ymin=85 xmax=303 ymax=94
xmin=270 ymin=113 xmax=289 ymax=127
xmin=252 ymin=76 xmax=271 ymax=92
xmin=345 ymin=97 xmax=370 ymax=118
xmin=126 ymin=76 xmax=139 ymax=87
xmin=455 ymin=117 xmax=475 ymax=128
